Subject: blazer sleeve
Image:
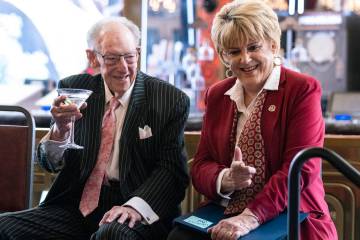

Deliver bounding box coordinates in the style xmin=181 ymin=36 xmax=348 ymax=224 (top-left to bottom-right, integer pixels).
xmin=191 ymin=88 xmax=230 ymax=200
xmin=248 ymin=76 xmax=325 ymax=223
xmin=129 ymin=93 xmax=190 ymax=219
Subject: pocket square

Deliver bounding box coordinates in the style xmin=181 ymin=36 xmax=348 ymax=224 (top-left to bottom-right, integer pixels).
xmin=139 ymin=125 xmax=152 ymax=139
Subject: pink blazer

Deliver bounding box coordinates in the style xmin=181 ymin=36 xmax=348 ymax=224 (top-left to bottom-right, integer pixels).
xmin=191 ymin=67 xmax=337 ymax=239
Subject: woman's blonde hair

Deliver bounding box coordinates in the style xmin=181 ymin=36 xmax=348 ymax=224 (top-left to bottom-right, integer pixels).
xmin=211 ymin=0 xmax=281 ymax=65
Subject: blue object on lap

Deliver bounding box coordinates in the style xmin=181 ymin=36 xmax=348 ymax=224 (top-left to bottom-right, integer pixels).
xmin=174 ymin=203 xmax=308 ymax=240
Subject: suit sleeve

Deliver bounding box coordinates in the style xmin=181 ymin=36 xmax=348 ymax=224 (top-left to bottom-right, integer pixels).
xmin=248 ymin=78 xmax=325 ymax=223
xmin=129 ymin=93 xmax=190 ymax=219
xmin=37 ymin=80 xmax=69 ymax=173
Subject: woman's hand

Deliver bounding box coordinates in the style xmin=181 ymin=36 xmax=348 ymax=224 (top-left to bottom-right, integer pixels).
xmin=99 ymin=205 xmax=142 ymax=228
xmin=208 ymin=208 xmax=260 ymax=240
xmin=221 ymin=146 xmax=256 ymax=193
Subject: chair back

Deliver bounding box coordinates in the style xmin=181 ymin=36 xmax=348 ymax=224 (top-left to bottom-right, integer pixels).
xmin=0 ymin=105 xmax=35 ymax=211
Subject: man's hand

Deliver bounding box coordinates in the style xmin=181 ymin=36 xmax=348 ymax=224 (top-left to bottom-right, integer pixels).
xmin=99 ymin=206 xmax=142 ymax=228
xmin=50 ymin=95 xmax=86 ymax=141
xmin=220 ymin=146 xmax=256 ymax=193
xmin=208 ymin=208 xmax=260 ymax=240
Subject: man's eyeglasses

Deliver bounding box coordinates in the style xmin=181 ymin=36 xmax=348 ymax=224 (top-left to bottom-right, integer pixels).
xmin=94 ymin=50 xmax=138 ymax=66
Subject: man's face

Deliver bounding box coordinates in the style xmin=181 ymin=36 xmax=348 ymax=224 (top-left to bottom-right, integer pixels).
xmin=95 ymin=25 xmax=139 ymax=97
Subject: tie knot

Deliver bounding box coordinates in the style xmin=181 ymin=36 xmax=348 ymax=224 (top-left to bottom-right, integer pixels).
xmin=109 ymin=97 xmax=120 ymax=111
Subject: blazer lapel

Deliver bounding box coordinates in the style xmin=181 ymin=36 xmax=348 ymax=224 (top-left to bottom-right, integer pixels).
xmin=219 ymin=96 xmax=237 ymax=166
xmin=118 ymin=72 xmax=147 ymax=185
xmin=261 ymin=70 xmax=285 ymax=176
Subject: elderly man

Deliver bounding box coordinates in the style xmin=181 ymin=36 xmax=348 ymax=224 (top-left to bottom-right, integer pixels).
xmin=0 ymin=16 xmax=190 ymax=240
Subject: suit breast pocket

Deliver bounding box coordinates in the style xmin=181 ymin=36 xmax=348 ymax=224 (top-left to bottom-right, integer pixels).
xmin=138 ymin=137 xmax=161 ymax=170
xmin=138 ymin=136 xmax=156 ymax=155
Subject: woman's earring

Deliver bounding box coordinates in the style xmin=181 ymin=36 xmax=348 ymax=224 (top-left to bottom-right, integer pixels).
xmin=273 ymin=55 xmax=282 ymax=66
xmin=225 ymin=68 xmax=233 ymax=78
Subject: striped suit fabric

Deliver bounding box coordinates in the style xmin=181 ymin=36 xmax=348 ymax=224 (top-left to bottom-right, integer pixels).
xmin=0 ymin=71 xmax=190 ymax=240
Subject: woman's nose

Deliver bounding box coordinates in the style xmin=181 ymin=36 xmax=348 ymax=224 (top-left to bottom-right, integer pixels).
xmin=239 ymin=51 xmax=251 ymax=63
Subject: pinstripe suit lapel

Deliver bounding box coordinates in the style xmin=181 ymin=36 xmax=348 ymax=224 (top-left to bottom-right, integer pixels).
xmin=118 ymin=72 xmax=147 ymax=186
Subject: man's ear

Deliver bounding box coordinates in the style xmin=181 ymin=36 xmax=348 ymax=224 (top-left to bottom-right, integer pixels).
xmin=86 ymin=49 xmax=100 ymax=69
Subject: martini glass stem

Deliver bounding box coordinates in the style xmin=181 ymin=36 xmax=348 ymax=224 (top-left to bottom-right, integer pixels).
xmin=70 ymin=115 xmax=75 ymax=145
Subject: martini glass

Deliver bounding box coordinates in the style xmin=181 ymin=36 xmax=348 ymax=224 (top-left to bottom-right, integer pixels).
xmin=57 ymin=88 xmax=93 ymax=149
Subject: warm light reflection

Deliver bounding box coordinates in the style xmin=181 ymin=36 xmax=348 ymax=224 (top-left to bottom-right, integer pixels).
xmin=318 ymin=0 xmax=341 ymax=11
xmin=149 ymin=0 xmax=160 ymax=11
xmin=265 ymin=0 xmax=288 ymax=11
xmin=149 ymin=0 xmax=176 ymax=13
xmin=344 ymin=0 xmax=360 ymax=14
xmin=318 ymin=0 xmax=360 ymax=13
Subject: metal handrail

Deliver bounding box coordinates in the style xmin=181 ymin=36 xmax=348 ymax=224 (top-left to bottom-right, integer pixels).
xmin=288 ymin=147 xmax=360 ymax=240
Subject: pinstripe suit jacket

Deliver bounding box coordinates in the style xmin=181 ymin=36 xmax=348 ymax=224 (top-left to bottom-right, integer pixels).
xmin=38 ymin=71 xmax=190 ymax=223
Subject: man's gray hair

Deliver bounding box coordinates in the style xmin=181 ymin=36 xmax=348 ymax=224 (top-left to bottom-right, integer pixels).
xmin=87 ymin=16 xmax=141 ymax=49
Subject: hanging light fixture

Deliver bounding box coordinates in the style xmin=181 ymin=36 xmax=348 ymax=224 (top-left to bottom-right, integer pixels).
xmin=149 ymin=0 xmax=176 ymax=13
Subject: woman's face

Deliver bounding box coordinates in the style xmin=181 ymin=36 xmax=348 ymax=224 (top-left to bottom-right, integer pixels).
xmin=222 ymin=39 xmax=276 ymax=90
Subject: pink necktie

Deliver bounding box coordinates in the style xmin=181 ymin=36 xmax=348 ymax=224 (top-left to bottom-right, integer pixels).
xmin=79 ymin=97 xmax=120 ymax=216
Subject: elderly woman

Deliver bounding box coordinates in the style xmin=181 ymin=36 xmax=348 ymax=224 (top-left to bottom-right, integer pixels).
xmin=168 ymin=0 xmax=337 ymax=240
